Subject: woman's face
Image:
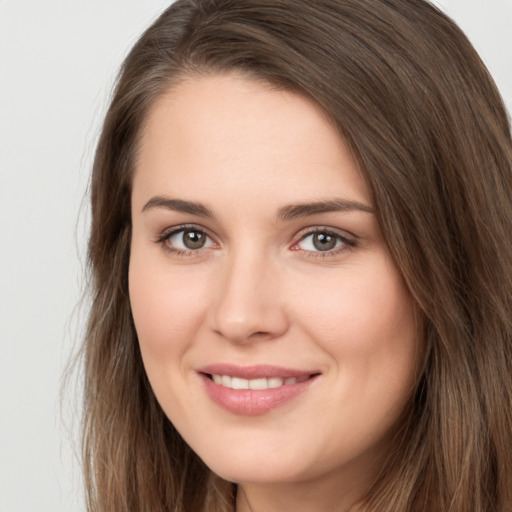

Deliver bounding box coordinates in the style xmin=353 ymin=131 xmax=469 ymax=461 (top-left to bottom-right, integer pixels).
xmin=129 ymin=73 xmax=418 ymax=493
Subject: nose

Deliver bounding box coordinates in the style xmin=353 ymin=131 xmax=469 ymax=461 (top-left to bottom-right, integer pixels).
xmin=209 ymin=250 xmax=289 ymax=344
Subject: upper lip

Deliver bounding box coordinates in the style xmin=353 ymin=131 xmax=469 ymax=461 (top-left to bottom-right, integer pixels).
xmin=197 ymin=363 xmax=319 ymax=380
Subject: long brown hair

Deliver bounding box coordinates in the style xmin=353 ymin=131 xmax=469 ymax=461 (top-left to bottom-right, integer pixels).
xmin=82 ymin=1 xmax=512 ymax=510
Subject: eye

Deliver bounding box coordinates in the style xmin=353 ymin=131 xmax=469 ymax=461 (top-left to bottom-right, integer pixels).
xmin=294 ymin=229 xmax=355 ymax=255
xmin=170 ymin=229 xmax=210 ymax=250
xmin=158 ymin=226 xmax=216 ymax=254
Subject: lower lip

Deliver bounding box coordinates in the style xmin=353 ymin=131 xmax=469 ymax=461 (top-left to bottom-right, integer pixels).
xmin=200 ymin=374 xmax=318 ymax=416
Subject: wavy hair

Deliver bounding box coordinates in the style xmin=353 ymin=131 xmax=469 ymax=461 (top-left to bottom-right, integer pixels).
xmin=82 ymin=1 xmax=512 ymax=510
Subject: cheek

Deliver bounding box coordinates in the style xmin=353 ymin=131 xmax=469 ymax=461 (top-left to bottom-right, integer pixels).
xmin=292 ymin=262 xmax=419 ymax=452
xmin=128 ymin=252 xmax=207 ymax=358
xmin=296 ymin=259 xmax=415 ymax=351
xmin=293 ymin=257 xmax=418 ymax=405
xmin=128 ymin=252 xmax=212 ymax=422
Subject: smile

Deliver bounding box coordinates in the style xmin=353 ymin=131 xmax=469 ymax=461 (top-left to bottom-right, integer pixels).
xmin=209 ymin=374 xmax=310 ymax=390
xmin=198 ymin=365 xmax=320 ymax=415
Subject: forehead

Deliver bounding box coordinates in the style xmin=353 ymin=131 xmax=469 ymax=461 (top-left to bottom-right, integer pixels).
xmin=133 ymin=73 xmax=371 ymax=210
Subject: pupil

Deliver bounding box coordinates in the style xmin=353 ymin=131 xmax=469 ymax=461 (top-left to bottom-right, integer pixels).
xmin=183 ymin=231 xmax=205 ymax=249
xmin=313 ymin=233 xmax=336 ymax=251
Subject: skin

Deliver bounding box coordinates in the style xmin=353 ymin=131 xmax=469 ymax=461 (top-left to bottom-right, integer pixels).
xmin=129 ymin=73 xmax=419 ymax=512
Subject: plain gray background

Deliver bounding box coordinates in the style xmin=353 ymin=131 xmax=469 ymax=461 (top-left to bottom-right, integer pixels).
xmin=0 ymin=1 xmax=511 ymax=511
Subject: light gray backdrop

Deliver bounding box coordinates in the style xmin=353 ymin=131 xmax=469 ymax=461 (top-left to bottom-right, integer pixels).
xmin=0 ymin=1 xmax=511 ymax=511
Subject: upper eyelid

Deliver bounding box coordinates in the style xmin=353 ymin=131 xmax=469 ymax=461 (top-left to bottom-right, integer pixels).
xmin=158 ymin=223 xmax=213 ymax=240
xmin=294 ymin=225 xmax=356 ymax=241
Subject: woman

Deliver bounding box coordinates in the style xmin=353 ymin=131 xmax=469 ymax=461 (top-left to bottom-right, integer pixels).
xmin=81 ymin=1 xmax=512 ymax=510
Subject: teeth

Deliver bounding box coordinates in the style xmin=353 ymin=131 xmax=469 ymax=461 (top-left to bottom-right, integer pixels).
xmin=249 ymin=378 xmax=267 ymax=390
xmin=210 ymin=374 xmax=309 ymax=390
xmin=232 ymin=377 xmax=249 ymax=390
xmin=268 ymin=377 xmax=283 ymax=388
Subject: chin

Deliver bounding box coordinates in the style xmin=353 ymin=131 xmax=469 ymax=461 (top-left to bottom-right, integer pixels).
xmin=209 ymin=462 xmax=307 ymax=486
xmin=195 ymin=441 xmax=325 ymax=486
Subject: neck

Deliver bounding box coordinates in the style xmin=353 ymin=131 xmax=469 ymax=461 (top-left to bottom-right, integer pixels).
xmin=235 ymin=470 xmax=369 ymax=512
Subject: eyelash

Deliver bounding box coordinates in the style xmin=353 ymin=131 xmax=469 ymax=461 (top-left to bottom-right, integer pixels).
xmin=155 ymin=224 xmax=357 ymax=259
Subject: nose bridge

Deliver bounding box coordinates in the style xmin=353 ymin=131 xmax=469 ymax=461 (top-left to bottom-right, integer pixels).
xmin=211 ymin=245 xmax=288 ymax=343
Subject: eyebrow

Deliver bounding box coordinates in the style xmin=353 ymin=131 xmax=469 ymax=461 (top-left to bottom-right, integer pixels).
xmin=141 ymin=196 xmax=374 ymax=220
xmin=142 ymin=196 xmax=214 ymax=217
xmin=276 ymin=199 xmax=375 ymax=221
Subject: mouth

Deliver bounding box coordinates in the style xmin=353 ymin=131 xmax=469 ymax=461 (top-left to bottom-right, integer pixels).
xmin=197 ymin=364 xmax=321 ymax=415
